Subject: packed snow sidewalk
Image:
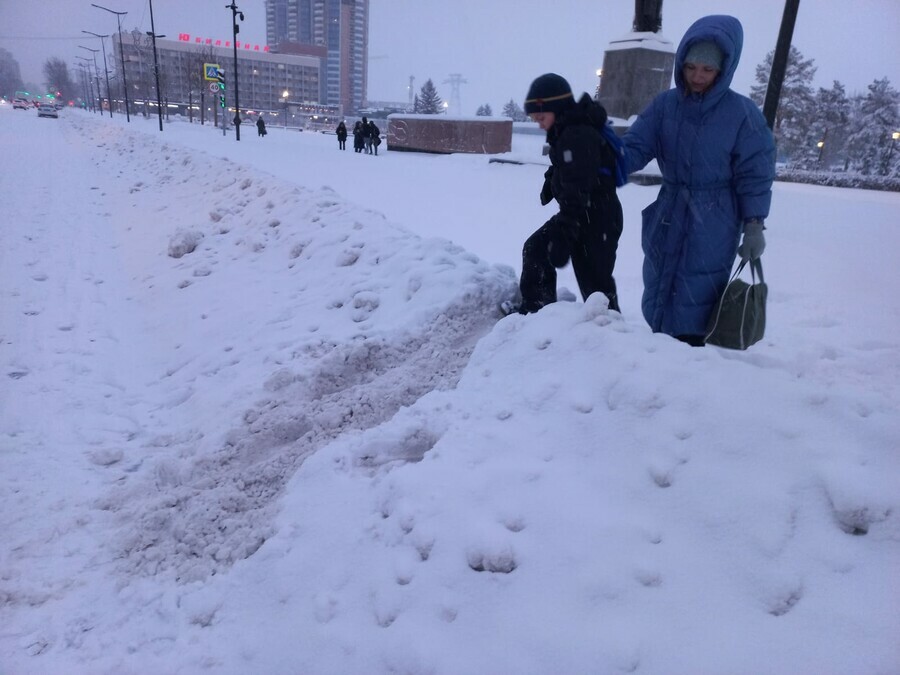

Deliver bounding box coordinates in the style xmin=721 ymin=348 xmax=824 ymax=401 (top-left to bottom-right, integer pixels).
xmin=1 ymin=108 xmax=899 ymax=674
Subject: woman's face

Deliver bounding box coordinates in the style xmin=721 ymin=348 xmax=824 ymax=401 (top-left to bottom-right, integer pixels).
xmin=683 ymin=62 xmax=719 ymax=94
xmin=529 ymin=112 xmax=556 ymax=130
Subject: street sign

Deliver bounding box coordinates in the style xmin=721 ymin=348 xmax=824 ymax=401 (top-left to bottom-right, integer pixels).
xmin=204 ymin=63 xmax=221 ymax=81
xmin=209 ymin=82 xmax=220 ymax=94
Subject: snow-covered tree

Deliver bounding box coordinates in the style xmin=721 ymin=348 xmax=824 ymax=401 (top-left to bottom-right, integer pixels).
xmin=844 ymin=78 xmax=900 ymax=176
xmin=804 ymin=81 xmax=852 ymax=170
xmin=42 ymin=57 xmax=75 ymax=102
xmin=750 ymin=46 xmax=817 ymax=163
xmin=417 ymin=79 xmax=443 ymax=114
xmin=475 ymin=104 xmax=493 ymax=116
xmin=502 ymin=98 xmax=527 ymax=122
xmin=0 ymin=48 xmax=24 ymax=99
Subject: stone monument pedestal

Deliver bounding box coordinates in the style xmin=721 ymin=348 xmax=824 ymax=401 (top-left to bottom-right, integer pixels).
xmin=597 ymin=31 xmax=675 ymax=122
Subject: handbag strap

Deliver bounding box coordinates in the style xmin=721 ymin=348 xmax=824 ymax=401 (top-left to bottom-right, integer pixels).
xmin=734 ymin=258 xmax=765 ymax=285
xmin=751 ymin=257 xmax=765 ymax=284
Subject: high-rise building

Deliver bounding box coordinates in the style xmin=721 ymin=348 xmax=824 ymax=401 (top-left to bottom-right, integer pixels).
xmin=265 ymin=0 xmax=368 ymax=115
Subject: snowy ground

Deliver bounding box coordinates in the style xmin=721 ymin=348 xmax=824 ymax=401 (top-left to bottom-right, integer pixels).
xmin=1 ymin=105 xmax=898 ymax=675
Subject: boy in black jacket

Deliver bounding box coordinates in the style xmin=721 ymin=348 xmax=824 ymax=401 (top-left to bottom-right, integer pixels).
xmin=509 ymin=73 xmax=623 ymax=314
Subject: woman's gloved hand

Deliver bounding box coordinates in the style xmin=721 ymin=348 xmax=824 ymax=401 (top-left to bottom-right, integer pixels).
xmin=738 ymin=219 xmax=766 ymax=261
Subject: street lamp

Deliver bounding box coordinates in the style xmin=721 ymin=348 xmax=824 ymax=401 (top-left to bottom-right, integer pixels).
xmin=888 ymin=131 xmax=900 ymax=163
xmin=78 ymin=46 xmax=102 ymax=112
xmin=146 ymin=0 xmax=165 ymax=131
xmin=91 ymin=4 xmax=130 ymax=122
xmin=282 ymin=89 xmax=289 ymax=128
xmin=74 ymin=61 xmax=91 ymax=110
xmin=82 ymin=31 xmax=113 ymax=118
xmin=76 ymin=53 xmax=100 ymax=113
xmin=815 ymin=126 xmax=829 ymax=168
xmin=226 ymin=2 xmax=245 ymax=141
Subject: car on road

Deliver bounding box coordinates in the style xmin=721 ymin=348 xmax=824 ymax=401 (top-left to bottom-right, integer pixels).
xmin=37 ymin=104 xmax=59 ymax=119
xmin=13 ymin=98 xmax=29 ymax=110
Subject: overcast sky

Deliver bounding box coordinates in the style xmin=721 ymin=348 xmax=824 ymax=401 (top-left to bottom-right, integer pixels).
xmin=2 ymin=0 xmax=897 ymax=112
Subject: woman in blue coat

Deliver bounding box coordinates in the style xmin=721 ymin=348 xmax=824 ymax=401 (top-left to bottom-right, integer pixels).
xmin=622 ymin=15 xmax=775 ymax=345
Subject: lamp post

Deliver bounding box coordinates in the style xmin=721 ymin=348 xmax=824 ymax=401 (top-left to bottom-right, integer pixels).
xmin=78 ymin=46 xmax=102 ymax=113
xmin=226 ymin=2 xmax=245 ymax=141
xmin=887 ymin=131 xmax=900 ymax=168
xmin=282 ymin=89 xmax=289 ymax=128
xmin=74 ymin=62 xmax=91 ymax=110
xmin=146 ymin=0 xmax=165 ymax=131
xmin=76 ymin=54 xmax=99 ymax=113
xmin=816 ymin=127 xmax=828 ymax=168
xmin=91 ymin=4 xmax=130 ymax=122
xmin=82 ymin=31 xmax=113 ymax=118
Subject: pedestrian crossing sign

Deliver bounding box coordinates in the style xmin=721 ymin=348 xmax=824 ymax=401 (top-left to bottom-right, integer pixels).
xmin=204 ymin=63 xmax=221 ymax=81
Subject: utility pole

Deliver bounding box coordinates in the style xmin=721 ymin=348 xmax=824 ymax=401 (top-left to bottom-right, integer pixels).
xmin=92 ymin=4 xmax=130 ymax=122
xmin=763 ymin=0 xmax=801 ymax=131
xmin=226 ymin=2 xmax=245 ymax=141
xmin=82 ymin=31 xmax=113 ymax=118
xmin=408 ymin=75 xmax=415 ymax=111
xmin=147 ymin=0 xmax=165 ymax=131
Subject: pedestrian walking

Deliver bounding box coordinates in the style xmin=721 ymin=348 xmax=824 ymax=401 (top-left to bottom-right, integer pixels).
xmin=353 ymin=121 xmax=364 ymax=152
xmin=504 ymin=73 xmax=623 ymax=316
xmin=368 ymin=120 xmax=381 ymax=155
xmin=621 ymin=15 xmax=775 ymax=346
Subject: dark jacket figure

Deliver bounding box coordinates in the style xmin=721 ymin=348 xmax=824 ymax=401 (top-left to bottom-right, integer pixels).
xmin=256 ymin=116 xmax=267 ymax=137
xmin=622 ymin=15 xmax=775 ymax=342
xmin=368 ymin=121 xmax=381 ymax=155
xmin=336 ymin=121 xmax=348 ymax=150
xmin=353 ymin=121 xmax=364 ymax=152
xmin=518 ymin=73 xmax=623 ymax=314
xmin=361 ymin=116 xmax=373 ymax=154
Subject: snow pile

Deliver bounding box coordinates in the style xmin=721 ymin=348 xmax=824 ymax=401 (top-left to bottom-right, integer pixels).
xmin=174 ymin=293 xmax=898 ymax=675
xmin=1 ymin=107 xmax=898 ymax=675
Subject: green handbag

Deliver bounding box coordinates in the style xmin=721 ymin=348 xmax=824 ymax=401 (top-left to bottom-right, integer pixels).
xmin=705 ymin=258 xmax=767 ymax=350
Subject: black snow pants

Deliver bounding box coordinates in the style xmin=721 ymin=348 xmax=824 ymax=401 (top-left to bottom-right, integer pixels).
xmin=519 ymin=190 xmax=623 ymax=314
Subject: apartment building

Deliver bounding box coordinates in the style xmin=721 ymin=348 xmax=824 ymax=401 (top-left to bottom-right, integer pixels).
xmin=265 ymin=0 xmax=369 ymax=114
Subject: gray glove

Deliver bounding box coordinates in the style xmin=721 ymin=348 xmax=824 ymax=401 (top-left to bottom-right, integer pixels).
xmin=738 ymin=219 xmax=766 ymax=261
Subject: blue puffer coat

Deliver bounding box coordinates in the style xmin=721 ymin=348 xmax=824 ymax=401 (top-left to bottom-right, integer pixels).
xmin=622 ymin=15 xmax=775 ymax=337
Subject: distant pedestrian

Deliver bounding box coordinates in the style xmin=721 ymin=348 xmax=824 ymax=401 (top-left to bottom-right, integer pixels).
xmin=368 ymin=120 xmax=381 ymax=155
xmin=353 ymin=121 xmax=364 ymax=152
xmin=361 ymin=116 xmax=373 ymax=154
xmin=336 ymin=120 xmax=348 ymax=150
xmin=256 ymin=115 xmax=267 ymax=137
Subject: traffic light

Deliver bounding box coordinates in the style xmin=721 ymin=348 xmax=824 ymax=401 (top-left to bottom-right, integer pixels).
xmin=216 ymin=69 xmax=226 ymax=108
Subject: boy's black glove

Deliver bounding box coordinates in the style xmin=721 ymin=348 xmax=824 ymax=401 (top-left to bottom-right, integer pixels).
xmin=540 ymin=168 xmax=554 ymax=205
xmin=547 ymin=214 xmax=577 ymax=268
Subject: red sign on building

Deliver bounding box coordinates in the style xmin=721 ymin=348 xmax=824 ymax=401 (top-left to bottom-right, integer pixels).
xmin=178 ymin=33 xmax=270 ymax=52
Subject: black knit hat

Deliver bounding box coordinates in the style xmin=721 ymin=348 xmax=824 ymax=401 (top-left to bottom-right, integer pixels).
xmin=524 ymin=73 xmax=575 ymax=115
